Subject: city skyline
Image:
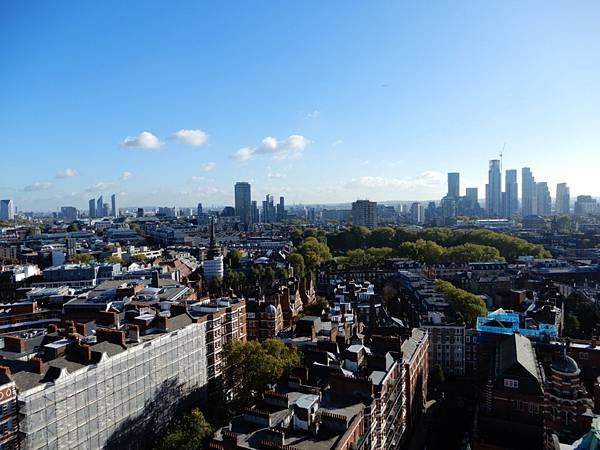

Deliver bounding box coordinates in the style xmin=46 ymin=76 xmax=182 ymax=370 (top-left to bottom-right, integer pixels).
xmin=2 ymin=1 xmax=600 ymax=210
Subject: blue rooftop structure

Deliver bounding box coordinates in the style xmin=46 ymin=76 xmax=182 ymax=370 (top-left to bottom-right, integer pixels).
xmin=476 ymin=309 xmax=558 ymax=338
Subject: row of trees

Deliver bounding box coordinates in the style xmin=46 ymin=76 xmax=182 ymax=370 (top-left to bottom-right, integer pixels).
xmin=434 ymin=280 xmax=488 ymax=327
xmin=66 ymin=253 xmax=148 ymax=264
xmin=397 ymin=240 xmax=503 ymax=265
xmin=325 ymin=226 xmax=550 ymax=261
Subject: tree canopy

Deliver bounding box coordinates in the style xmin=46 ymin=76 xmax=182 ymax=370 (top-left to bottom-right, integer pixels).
xmin=222 ymin=339 xmax=300 ymax=409
xmin=288 ymin=252 xmax=306 ymax=278
xmin=435 ymin=280 xmax=488 ymax=327
xmin=68 ymin=254 xmax=96 ymax=264
xmin=296 ymin=237 xmax=332 ymax=272
xmin=155 ymin=408 xmax=214 ymax=450
xmin=327 ymin=226 xmax=549 ymax=262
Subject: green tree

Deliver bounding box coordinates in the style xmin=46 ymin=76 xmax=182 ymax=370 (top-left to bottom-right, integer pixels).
xmin=129 ymin=223 xmax=142 ymax=234
xmin=104 ymin=255 xmax=122 ymax=264
xmin=155 ymin=408 xmax=214 ymax=450
xmin=443 ymin=243 xmax=503 ymax=263
xmin=225 ymin=249 xmax=241 ymax=269
xmin=223 ymin=269 xmax=246 ymax=293
xmin=66 ymin=223 xmax=79 ymax=232
xmin=288 ymin=253 xmax=306 ymax=278
xmin=68 ymin=254 xmax=96 ymax=264
xmin=297 ymin=237 xmax=332 ymax=272
xmin=207 ymin=276 xmax=223 ymax=297
xmin=434 ymin=280 xmax=488 ymax=327
xmin=563 ymin=314 xmax=581 ymax=338
xmin=131 ymin=254 xmax=148 ymax=263
xmin=368 ymin=227 xmax=395 ymax=247
xmin=223 ymin=339 xmax=300 ymax=409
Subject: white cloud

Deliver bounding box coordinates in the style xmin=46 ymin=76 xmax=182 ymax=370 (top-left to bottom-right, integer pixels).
xmin=55 ymin=168 xmax=79 ymax=179
xmin=120 ymin=171 xmax=133 ymax=181
xmin=86 ymin=181 xmax=117 ymax=192
xmin=306 ymin=110 xmax=320 ymax=119
xmin=268 ymin=172 xmax=286 ymax=179
xmin=231 ymin=147 xmax=254 ymax=161
xmin=230 ymin=135 xmax=311 ymax=161
xmin=172 ymin=129 xmax=208 ymax=146
xmin=23 ymin=181 xmax=52 ymax=192
xmin=345 ymin=171 xmax=446 ymax=192
xmin=121 ymin=131 xmax=162 ymax=149
xmin=191 ymin=176 xmax=206 ymax=182
xmin=331 ymin=139 xmax=343 ymax=147
xmin=201 ymin=162 xmax=216 ymax=172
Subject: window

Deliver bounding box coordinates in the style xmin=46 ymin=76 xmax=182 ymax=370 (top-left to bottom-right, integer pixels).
xmin=579 ymin=352 xmax=589 ymax=360
xmin=504 ymin=378 xmax=519 ymax=389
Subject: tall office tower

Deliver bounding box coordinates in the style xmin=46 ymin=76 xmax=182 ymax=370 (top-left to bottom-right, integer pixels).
xmin=352 ymin=200 xmax=377 ymax=228
xmin=88 ymin=199 xmax=96 ymax=218
xmin=276 ymin=196 xmax=286 ymax=221
xmin=447 ymin=172 xmax=460 ymax=198
xmin=137 ymin=208 xmax=144 ymax=218
xmin=96 ymin=196 xmax=104 ymax=217
xmin=486 ymin=160 xmax=502 ymax=216
xmin=574 ymin=195 xmax=599 ymax=215
xmin=521 ymin=167 xmax=537 ymax=216
xmin=504 ymin=169 xmax=519 ymax=217
xmin=234 ymin=182 xmax=252 ymax=225
xmin=410 ymin=202 xmax=424 ymax=224
xmin=555 ymin=183 xmax=570 ymax=215
xmin=251 ymin=201 xmax=260 ymax=224
xmin=60 ymin=206 xmax=78 ymax=221
xmin=465 ymin=188 xmax=479 ymax=206
xmin=536 ymin=182 xmax=551 ymax=215
xmin=0 ymin=199 xmax=15 ymax=221
xmin=425 ymin=201 xmax=437 ymax=222
xmin=111 ymin=193 xmax=119 ymax=217
xmin=197 ymin=203 xmax=203 ymax=217
xmin=262 ymin=195 xmax=276 ymax=223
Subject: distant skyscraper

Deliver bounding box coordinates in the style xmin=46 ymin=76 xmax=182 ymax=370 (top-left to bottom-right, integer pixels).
xmin=352 ymin=200 xmax=377 ymax=228
xmin=262 ymin=195 xmax=276 ymax=223
xmin=574 ymin=195 xmax=599 ymax=215
xmin=111 ymin=193 xmax=119 ymax=217
xmin=60 ymin=206 xmax=78 ymax=221
xmin=465 ymin=188 xmax=478 ymax=205
xmin=504 ymin=169 xmax=519 ymax=217
xmin=89 ymin=199 xmax=96 ymax=218
xmin=251 ymin=201 xmax=260 ymax=224
xmin=536 ymin=182 xmax=551 ymax=216
xmin=0 ymin=199 xmax=15 ymax=221
xmin=234 ymin=182 xmax=252 ymax=225
xmin=96 ymin=196 xmax=104 ymax=218
xmin=521 ymin=167 xmax=537 ymax=216
xmin=137 ymin=208 xmax=144 ymax=218
xmin=486 ymin=160 xmax=502 ymax=216
xmin=276 ymin=196 xmax=286 ymax=221
xmin=410 ymin=202 xmax=424 ymax=224
xmin=447 ymin=172 xmax=460 ymax=198
xmin=555 ymin=183 xmax=570 ymax=215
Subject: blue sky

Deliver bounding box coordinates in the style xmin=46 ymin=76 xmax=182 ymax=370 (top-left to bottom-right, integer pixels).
xmin=1 ymin=1 xmax=599 ymax=211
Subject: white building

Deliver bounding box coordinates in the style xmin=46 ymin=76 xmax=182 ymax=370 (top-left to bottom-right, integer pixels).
xmin=203 ymin=255 xmax=224 ymax=281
